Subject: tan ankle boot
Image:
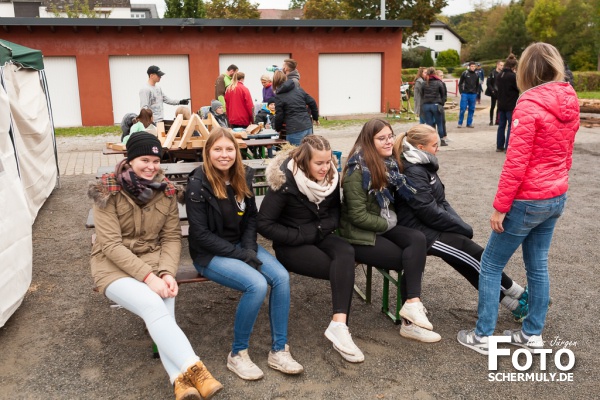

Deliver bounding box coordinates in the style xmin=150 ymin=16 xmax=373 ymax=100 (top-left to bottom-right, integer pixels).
xmin=184 ymin=361 xmax=223 ymax=400
xmin=173 ymin=374 xmax=201 ymax=400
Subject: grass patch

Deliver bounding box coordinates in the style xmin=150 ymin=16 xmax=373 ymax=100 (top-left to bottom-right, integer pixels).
xmin=577 ymin=91 xmax=600 ymax=99
xmin=55 ymin=125 xmax=120 ymax=137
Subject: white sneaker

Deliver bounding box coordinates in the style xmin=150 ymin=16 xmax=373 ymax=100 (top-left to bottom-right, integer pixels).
xmin=227 ymin=350 xmax=264 ymax=380
xmin=399 ymin=301 xmax=433 ymax=330
xmin=400 ymin=320 xmax=441 ymax=343
xmin=324 ymin=324 xmax=364 ymax=360
xmin=268 ymin=344 xmax=304 ymax=374
xmin=332 ymin=343 xmax=365 ymax=363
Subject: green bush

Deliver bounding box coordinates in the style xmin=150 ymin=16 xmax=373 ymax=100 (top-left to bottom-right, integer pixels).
xmin=436 ymin=49 xmax=460 ymax=68
xmin=573 ymin=72 xmax=600 ymax=92
xmin=422 ymin=51 xmax=434 ymax=67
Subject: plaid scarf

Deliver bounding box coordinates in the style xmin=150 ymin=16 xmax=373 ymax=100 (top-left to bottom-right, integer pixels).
xmin=346 ymin=148 xmax=416 ymax=210
xmin=114 ymin=159 xmax=167 ymax=205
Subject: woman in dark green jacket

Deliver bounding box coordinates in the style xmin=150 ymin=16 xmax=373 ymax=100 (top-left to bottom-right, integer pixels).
xmin=339 ymin=118 xmax=440 ymax=343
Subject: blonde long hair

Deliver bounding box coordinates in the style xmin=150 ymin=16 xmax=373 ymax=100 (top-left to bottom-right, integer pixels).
xmin=517 ymin=43 xmax=565 ymax=92
xmin=202 ymin=127 xmax=252 ymax=200
xmin=226 ymin=72 xmax=245 ymax=93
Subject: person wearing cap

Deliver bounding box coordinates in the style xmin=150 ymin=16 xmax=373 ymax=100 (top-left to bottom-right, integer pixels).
xmin=88 ymin=132 xmax=223 ymax=400
xmin=140 ymin=65 xmax=189 ymax=123
xmin=457 ymin=62 xmax=480 ymax=128
xmin=215 ymin=64 xmax=239 ymax=112
xmin=209 ymin=99 xmax=229 ymax=128
xmin=254 ymin=97 xmax=276 ymax=129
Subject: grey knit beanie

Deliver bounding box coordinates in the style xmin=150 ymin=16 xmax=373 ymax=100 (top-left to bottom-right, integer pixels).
xmin=211 ymin=100 xmax=223 ymax=113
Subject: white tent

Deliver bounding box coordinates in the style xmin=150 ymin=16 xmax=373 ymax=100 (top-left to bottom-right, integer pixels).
xmin=0 ymin=39 xmax=58 ymax=327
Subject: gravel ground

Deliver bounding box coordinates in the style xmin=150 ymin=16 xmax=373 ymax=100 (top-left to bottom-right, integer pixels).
xmin=1 ymin=100 xmax=599 ymax=399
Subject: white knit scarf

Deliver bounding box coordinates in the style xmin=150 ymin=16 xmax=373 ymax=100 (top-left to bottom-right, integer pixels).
xmin=287 ymin=158 xmax=338 ymax=205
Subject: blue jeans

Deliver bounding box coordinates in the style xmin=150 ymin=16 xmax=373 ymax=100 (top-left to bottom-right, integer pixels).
xmin=423 ymin=103 xmax=444 ymax=138
xmin=194 ymin=244 xmax=290 ymax=354
xmin=458 ymin=93 xmax=477 ymax=126
xmin=286 ymin=128 xmax=313 ymax=146
xmin=497 ymin=110 xmax=513 ymax=150
xmin=475 ymin=194 xmax=567 ymax=337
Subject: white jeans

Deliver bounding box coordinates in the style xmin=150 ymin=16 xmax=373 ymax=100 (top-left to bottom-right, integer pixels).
xmin=105 ymin=277 xmax=199 ymax=382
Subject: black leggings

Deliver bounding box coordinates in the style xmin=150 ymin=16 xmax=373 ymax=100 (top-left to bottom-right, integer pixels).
xmin=490 ymin=96 xmax=498 ymax=123
xmin=353 ymin=225 xmax=427 ymax=300
xmin=428 ymin=232 xmax=514 ymax=300
xmin=274 ymin=234 xmax=355 ymax=316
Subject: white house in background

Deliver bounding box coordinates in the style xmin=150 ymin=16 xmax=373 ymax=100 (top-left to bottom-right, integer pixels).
xmin=407 ymin=20 xmax=466 ymax=61
xmin=0 ymin=0 xmax=152 ymax=18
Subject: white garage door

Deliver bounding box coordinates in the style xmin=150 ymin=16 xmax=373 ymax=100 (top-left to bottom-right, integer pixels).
xmin=219 ymin=54 xmax=290 ymax=104
xmin=109 ymin=55 xmax=190 ymax=124
xmin=319 ymin=54 xmax=381 ymax=115
xmin=43 ymin=57 xmax=82 ymax=127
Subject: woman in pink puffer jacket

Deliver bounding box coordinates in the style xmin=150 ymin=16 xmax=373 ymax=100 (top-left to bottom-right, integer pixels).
xmin=458 ymin=42 xmax=579 ymax=355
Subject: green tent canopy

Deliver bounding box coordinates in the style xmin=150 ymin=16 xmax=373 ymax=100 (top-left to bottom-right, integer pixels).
xmin=0 ymin=39 xmax=44 ymax=70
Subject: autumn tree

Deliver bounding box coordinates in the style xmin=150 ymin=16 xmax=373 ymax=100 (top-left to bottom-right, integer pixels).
xmin=205 ymin=0 xmax=260 ymax=19
xmin=301 ymin=0 xmax=447 ymax=43
xmin=304 ymin=0 xmax=349 ymax=19
xmin=289 ymin=0 xmax=306 ymax=9
xmin=495 ymin=1 xmax=531 ymax=56
xmin=525 ymin=0 xmax=565 ymax=43
xmin=165 ymin=0 xmax=206 ymax=18
xmin=555 ymin=0 xmax=596 ymax=70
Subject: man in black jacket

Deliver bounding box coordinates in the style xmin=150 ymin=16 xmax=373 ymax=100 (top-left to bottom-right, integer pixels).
xmin=457 ymin=62 xmax=480 ymax=128
xmin=487 ymin=60 xmax=504 ymax=126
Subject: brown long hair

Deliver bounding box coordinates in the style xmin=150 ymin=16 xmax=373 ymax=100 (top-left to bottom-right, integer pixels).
xmin=342 ymin=118 xmax=394 ymax=190
xmin=290 ymin=135 xmax=335 ymax=183
xmin=272 ymin=70 xmax=287 ymax=91
xmin=136 ymin=108 xmax=153 ymax=127
xmin=202 ymin=127 xmax=252 ymax=200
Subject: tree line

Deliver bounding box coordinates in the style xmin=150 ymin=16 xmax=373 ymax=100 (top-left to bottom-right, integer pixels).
xmin=444 ymin=0 xmax=600 ymax=71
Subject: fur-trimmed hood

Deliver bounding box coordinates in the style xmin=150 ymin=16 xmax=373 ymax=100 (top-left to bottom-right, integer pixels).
xmin=88 ymin=170 xmax=184 ymax=208
xmin=265 ymin=147 xmax=295 ymax=191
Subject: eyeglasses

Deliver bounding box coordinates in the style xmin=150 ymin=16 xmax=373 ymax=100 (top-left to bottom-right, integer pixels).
xmin=375 ymin=134 xmax=396 ymax=143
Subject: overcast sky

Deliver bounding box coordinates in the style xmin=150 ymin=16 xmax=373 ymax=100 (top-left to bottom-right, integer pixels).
xmin=135 ymin=0 xmax=511 ymax=19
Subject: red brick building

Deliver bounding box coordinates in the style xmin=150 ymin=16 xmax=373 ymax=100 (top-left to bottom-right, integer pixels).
xmin=0 ymin=18 xmax=410 ymax=127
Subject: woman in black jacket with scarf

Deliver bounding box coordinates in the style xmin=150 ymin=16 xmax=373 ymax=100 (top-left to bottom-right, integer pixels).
xmin=393 ymin=124 xmax=529 ymax=321
xmin=257 ymin=135 xmax=363 ymax=363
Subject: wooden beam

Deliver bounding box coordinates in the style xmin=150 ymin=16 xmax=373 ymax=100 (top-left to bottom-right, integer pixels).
xmin=138 ymin=26 xmax=143 ymax=33
xmin=159 ymin=25 xmax=164 ymax=33
xmin=50 ymin=26 xmax=56 ymax=33
xmin=26 ymin=25 xmax=32 ymax=32
xmin=326 ymin=27 xmax=334 ymax=33
xmin=2 ymin=26 xmax=8 ymax=33
xmin=292 ymin=26 xmax=300 ymax=32
xmin=72 ymin=26 xmax=78 ymax=33
xmin=197 ymin=26 xmax=203 ymax=32
xmin=117 ymin=26 xmax=122 ymax=33
xmin=179 ymin=26 xmax=185 ymax=32
xmin=360 ymin=27 xmax=368 ymax=32
xmin=95 ymin=26 xmax=100 ymax=33
xmin=273 ymin=26 xmax=281 ymax=33
xmin=310 ymin=26 xmax=317 ymax=32
xmin=237 ymin=26 xmax=244 ymax=33
xmin=218 ymin=26 xmax=225 ymax=32
xmin=255 ymin=26 xmax=262 ymax=33
xmin=344 ymin=27 xmax=352 ymax=33
xmin=163 ymin=114 xmax=184 ymax=149
xmin=376 ymin=27 xmax=385 ymax=33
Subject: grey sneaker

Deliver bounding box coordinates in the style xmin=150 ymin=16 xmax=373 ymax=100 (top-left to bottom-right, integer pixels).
xmin=457 ymin=329 xmax=489 ymax=355
xmin=400 ymin=320 xmax=441 ymax=343
xmin=503 ymin=329 xmax=544 ymax=352
xmin=227 ymin=350 xmax=264 ymax=380
xmin=399 ymin=301 xmax=433 ymax=330
xmin=268 ymin=344 xmax=304 ymax=375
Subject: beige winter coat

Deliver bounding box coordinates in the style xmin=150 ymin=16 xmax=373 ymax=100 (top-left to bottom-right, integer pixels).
xmin=88 ymin=173 xmax=182 ymax=294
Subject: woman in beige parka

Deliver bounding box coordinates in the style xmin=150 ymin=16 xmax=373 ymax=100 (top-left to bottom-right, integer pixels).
xmin=88 ymin=133 xmax=222 ymax=400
